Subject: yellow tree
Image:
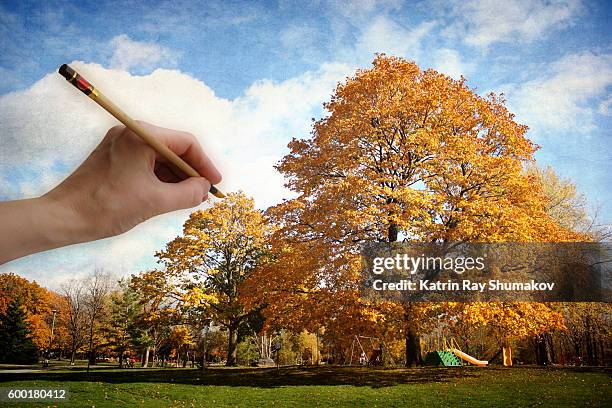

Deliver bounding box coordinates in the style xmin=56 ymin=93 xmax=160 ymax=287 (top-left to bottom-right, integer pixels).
xmin=167 ymin=325 xmax=194 ymax=367
xmin=451 ymin=301 xmax=565 ymax=365
xmin=129 ymin=269 xmax=183 ymax=366
xmin=157 ymin=192 xmax=274 ymax=366
xmin=250 ymin=55 xmax=582 ymax=366
xmin=525 ymin=165 xmax=608 ymax=365
xmin=524 ymin=165 xmax=589 ymax=234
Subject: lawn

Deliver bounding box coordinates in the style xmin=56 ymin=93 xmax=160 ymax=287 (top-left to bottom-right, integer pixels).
xmin=0 ymin=365 xmax=609 ymax=407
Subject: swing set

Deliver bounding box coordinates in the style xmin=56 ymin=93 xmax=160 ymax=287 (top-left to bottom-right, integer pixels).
xmin=345 ymin=335 xmax=395 ymax=366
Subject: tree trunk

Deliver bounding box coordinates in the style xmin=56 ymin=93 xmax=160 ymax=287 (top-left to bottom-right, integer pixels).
xmin=573 ymin=340 xmax=581 ymax=358
xmin=403 ymin=299 xmax=421 ymax=367
xmin=391 ymin=221 xmax=423 ymax=367
xmin=86 ymin=319 xmax=95 ymax=371
xmin=502 ymin=346 xmax=513 ymax=366
xmin=70 ymin=348 xmax=76 ymax=365
xmin=536 ymin=334 xmax=552 ymax=365
xmin=547 ymin=333 xmax=556 ymax=364
xmin=201 ymin=329 xmax=209 ymax=370
xmin=388 ymin=222 xmax=398 ymax=243
xmin=585 ymin=329 xmax=594 ymax=365
xmin=585 ymin=316 xmax=594 ymax=365
xmin=405 ymin=326 xmax=421 ymax=367
xmin=118 ymin=351 xmax=124 ymax=369
xmin=142 ymin=347 xmax=150 ymax=368
xmin=226 ymin=325 xmax=238 ymax=366
xmin=316 ymin=331 xmax=320 ymax=366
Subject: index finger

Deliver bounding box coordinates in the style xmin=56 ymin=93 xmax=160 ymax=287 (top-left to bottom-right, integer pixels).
xmin=138 ymin=121 xmax=223 ymax=185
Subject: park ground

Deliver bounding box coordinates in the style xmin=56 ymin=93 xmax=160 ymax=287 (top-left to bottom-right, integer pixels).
xmin=0 ymin=365 xmax=610 ymax=407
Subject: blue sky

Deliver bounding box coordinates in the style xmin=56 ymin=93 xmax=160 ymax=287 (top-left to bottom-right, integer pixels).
xmin=0 ymin=0 xmax=610 ymax=287
xmin=2 ymin=0 xmax=610 ymax=98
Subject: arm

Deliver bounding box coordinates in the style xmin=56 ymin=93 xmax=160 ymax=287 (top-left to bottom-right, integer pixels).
xmin=0 ymin=122 xmax=222 ymax=265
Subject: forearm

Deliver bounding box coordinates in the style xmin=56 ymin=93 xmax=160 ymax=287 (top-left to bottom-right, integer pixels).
xmin=0 ymin=196 xmax=87 ymax=264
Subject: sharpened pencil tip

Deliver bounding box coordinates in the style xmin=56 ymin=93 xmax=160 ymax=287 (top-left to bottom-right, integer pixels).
xmin=209 ymin=185 xmax=226 ymax=199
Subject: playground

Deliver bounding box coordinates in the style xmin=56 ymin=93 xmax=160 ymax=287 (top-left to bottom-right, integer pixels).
xmin=423 ymin=338 xmax=492 ymax=367
xmin=345 ymin=336 xmax=502 ymax=368
xmin=0 ymin=365 xmax=609 ymax=407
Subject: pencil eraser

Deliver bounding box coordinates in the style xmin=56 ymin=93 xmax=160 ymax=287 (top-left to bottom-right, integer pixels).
xmin=58 ymin=64 xmax=75 ymax=80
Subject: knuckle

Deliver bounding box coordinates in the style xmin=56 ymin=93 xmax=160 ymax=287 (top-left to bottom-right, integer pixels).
xmin=106 ymin=125 xmax=125 ymax=139
xmin=180 ymin=131 xmax=197 ymax=142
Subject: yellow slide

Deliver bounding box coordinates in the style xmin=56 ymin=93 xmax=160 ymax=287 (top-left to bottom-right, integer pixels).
xmin=450 ymin=348 xmax=488 ymax=367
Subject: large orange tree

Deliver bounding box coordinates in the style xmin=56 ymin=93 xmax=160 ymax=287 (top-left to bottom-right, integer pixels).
xmin=246 ymin=55 xmax=582 ymax=366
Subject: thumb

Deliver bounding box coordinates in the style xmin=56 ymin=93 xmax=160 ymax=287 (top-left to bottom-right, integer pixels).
xmin=154 ymin=177 xmax=211 ymax=214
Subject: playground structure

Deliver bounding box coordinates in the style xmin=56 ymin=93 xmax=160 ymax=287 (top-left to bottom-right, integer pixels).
xmin=424 ymin=338 xmax=488 ymax=367
xmin=344 ymin=335 xmax=496 ymax=367
xmin=345 ymin=335 xmax=395 ymax=366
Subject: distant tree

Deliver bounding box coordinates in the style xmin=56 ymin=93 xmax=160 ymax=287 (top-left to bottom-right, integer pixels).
xmin=102 ymin=282 xmax=146 ymax=368
xmin=0 ymin=299 xmax=38 ymax=364
xmin=167 ymin=326 xmax=194 ymax=367
xmin=526 ymin=165 xmax=609 ymax=365
xmin=528 ymin=165 xmax=609 ymax=239
xmin=0 ymin=273 xmax=55 ymax=349
xmin=561 ymin=303 xmax=611 ymax=365
xmin=156 ymin=192 xmax=274 ymax=366
xmin=236 ymin=338 xmax=259 ymax=366
xmin=128 ymin=271 xmax=180 ymax=367
xmin=84 ymin=270 xmax=114 ymax=367
xmin=60 ymin=278 xmax=89 ymax=365
xmin=0 ymin=273 xmax=51 ymax=316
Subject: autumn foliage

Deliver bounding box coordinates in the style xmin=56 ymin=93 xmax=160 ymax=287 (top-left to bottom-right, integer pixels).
xmin=1 ymin=55 xmax=608 ymax=369
xmin=0 ymin=273 xmax=64 ymax=350
xmin=244 ymin=54 xmax=586 ymax=365
xmin=151 ymin=192 xmax=274 ymax=365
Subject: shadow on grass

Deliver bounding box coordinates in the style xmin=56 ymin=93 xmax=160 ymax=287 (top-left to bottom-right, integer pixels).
xmin=0 ymin=366 xmax=486 ymax=389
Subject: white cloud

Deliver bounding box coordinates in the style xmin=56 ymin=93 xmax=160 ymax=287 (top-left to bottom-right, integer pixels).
xmin=502 ymin=51 xmax=612 ymax=133
xmin=0 ymin=61 xmax=352 ymax=288
xmin=109 ymin=34 xmax=176 ymax=71
xmin=277 ymin=2 xmax=437 ymax=67
xmin=430 ymin=48 xmax=475 ymax=79
xmin=354 ymin=15 xmax=436 ymax=61
xmin=442 ymin=0 xmax=583 ymax=48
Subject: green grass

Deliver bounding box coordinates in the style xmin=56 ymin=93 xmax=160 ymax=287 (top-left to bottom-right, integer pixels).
xmin=0 ymin=366 xmax=609 ymax=407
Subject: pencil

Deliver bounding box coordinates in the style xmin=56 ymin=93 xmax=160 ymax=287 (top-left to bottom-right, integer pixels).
xmin=58 ymin=64 xmax=225 ymax=199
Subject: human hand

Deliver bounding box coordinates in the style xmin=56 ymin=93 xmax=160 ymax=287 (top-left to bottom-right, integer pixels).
xmin=0 ymin=122 xmax=222 ymax=264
